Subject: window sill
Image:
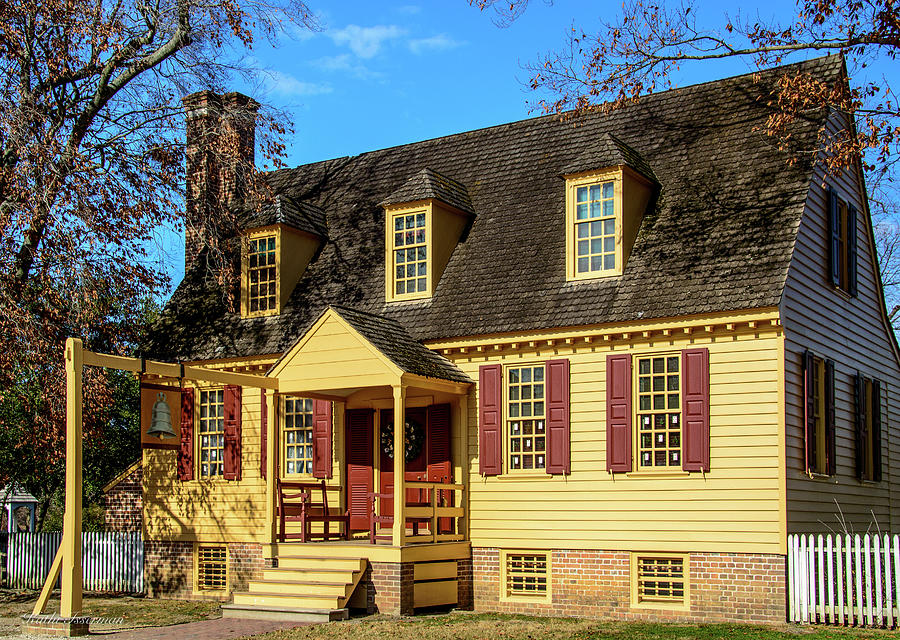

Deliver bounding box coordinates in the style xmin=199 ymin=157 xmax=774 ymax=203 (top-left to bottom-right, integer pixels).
xmin=493 ymin=473 xmax=557 ymax=481
xmin=243 ymin=310 xmax=280 ymax=319
xmin=831 ymin=285 xmax=854 ymax=301
xmin=631 ymin=600 xmax=690 ymax=612
xmin=625 ymin=471 xmax=692 ymax=479
xmin=807 ymin=472 xmax=835 ymax=481
xmin=500 ymin=594 xmax=552 ymax=604
xmin=566 ymin=270 xmax=622 ymax=283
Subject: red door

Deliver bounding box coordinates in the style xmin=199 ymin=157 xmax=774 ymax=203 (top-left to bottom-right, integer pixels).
xmin=345 ymin=409 xmax=374 ymax=532
xmin=379 ymin=407 xmax=428 ymax=527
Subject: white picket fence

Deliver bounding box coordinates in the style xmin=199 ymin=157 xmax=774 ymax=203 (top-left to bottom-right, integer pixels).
xmin=5 ymin=531 xmax=144 ymax=593
xmin=788 ymin=533 xmax=900 ymax=627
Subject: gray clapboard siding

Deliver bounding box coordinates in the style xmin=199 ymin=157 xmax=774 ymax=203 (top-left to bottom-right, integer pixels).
xmin=781 ymin=109 xmax=900 ymax=533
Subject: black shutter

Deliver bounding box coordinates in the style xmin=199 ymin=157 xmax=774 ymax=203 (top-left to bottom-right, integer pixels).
xmin=828 ymin=188 xmax=841 ymax=287
xmin=847 ymin=204 xmax=858 ymax=296
xmin=803 ymin=350 xmax=817 ymax=474
xmin=824 ymin=359 xmax=836 ymax=476
xmin=872 ymin=380 xmax=883 ymax=482
xmin=854 ymin=373 xmax=866 ymax=481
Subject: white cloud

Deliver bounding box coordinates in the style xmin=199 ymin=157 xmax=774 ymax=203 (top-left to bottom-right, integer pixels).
xmin=408 ymin=34 xmax=465 ymax=55
xmin=328 ymin=24 xmax=407 ymax=59
xmin=266 ymin=71 xmax=332 ymax=97
xmin=311 ymin=54 xmax=384 ymax=81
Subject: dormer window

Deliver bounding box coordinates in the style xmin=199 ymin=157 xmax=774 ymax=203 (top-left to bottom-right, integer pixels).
xmin=247 ymin=233 xmax=278 ymax=315
xmin=565 ymin=170 xmax=622 ymax=280
xmin=392 ymin=210 xmax=429 ymax=298
xmin=575 ymin=180 xmax=617 ymax=275
xmin=381 ymin=168 xmax=475 ymax=303
xmin=238 ymin=197 xmax=327 ymax=319
xmin=562 ymin=134 xmax=656 ymax=282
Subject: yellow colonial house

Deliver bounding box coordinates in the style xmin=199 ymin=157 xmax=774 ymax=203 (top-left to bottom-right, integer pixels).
xmin=141 ymin=55 xmax=900 ymax=623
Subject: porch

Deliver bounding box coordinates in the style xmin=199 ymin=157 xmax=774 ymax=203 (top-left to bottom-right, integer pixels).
xmin=231 ymin=306 xmax=474 ymax=619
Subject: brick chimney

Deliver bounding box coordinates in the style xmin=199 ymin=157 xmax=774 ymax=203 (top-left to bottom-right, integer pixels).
xmin=182 ymin=90 xmax=259 ymax=272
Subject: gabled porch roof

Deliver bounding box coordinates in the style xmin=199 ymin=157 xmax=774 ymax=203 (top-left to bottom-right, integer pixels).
xmin=268 ymin=305 xmax=472 ymax=397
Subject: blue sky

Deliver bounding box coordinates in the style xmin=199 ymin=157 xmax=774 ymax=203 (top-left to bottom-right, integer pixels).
xmin=241 ymin=1 xmax=797 ymax=168
xmin=155 ymin=1 xmax=885 ymax=288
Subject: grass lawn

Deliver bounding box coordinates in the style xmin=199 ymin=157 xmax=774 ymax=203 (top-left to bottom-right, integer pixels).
xmin=0 ymin=590 xmax=220 ymax=635
xmin=251 ymin=612 xmax=892 ymax=640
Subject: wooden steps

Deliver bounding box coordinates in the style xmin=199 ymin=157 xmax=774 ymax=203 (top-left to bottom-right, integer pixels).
xmin=222 ymin=555 xmax=366 ymax=622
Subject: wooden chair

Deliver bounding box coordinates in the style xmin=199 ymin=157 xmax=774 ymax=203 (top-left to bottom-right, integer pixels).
xmin=277 ymin=479 xmax=350 ymax=543
xmin=368 ymin=491 xmax=394 ymax=544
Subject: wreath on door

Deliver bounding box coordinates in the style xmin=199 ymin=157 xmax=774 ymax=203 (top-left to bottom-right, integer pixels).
xmin=381 ymin=418 xmax=424 ymax=463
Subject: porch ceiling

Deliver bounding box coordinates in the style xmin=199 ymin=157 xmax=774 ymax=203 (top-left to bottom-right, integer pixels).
xmin=268 ymin=306 xmax=472 ymax=397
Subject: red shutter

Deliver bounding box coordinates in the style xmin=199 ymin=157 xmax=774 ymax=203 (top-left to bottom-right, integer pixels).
xmin=478 ymin=364 xmax=503 ymax=476
xmin=345 ymin=408 xmax=374 ymax=531
xmin=606 ymin=354 xmax=632 ymax=473
xmin=824 ymin=359 xmax=836 ymax=476
xmin=260 ymin=390 xmax=268 ymax=480
xmin=872 ymin=379 xmax=883 ymax=482
xmin=546 ymin=359 xmax=570 ymax=475
xmin=828 ymin=188 xmax=841 ymax=287
xmin=681 ymin=348 xmax=710 ymax=472
xmin=854 ymin=373 xmax=866 ymax=481
xmin=803 ymin=350 xmax=817 ymax=474
xmin=223 ymin=385 xmax=242 ymax=481
xmin=312 ymin=399 xmax=333 ymax=479
xmin=178 ymin=387 xmax=194 ymax=481
xmin=427 ymin=403 xmax=452 ymax=482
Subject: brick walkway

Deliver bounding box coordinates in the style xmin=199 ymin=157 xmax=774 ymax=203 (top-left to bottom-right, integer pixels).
xmin=95 ymin=618 xmax=310 ymax=639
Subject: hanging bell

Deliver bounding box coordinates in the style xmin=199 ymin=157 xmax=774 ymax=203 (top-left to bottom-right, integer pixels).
xmin=147 ymin=392 xmax=176 ymax=440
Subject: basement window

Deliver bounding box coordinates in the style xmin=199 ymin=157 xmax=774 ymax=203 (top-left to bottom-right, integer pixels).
xmin=502 ymin=551 xmax=550 ymax=601
xmin=196 ymin=545 xmax=228 ymax=591
xmin=632 ymin=554 xmax=689 ymax=609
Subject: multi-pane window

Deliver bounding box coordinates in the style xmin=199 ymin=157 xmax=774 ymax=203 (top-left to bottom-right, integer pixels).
xmin=635 ymin=556 xmax=686 ymax=605
xmin=505 ymin=552 xmax=549 ymax=599
xmin=284 ymin=397 xmax=314 ymax=475
xmin=196 ymin=545 xmax=227 ymax=591
xmin=636 ymin=355 xmax=681 ymax=469
xmin=507 ymin=365 xmax=546 ymax=471
xmin=804 ymin=353 xmax=832 ymax=476
xmin=248 ymin=235 xmax=277 ymax=314
xmin=575 ymin=181 xmax=616 ymax=274
xmin=393 ymin=212 xmax=427 ymax=296
xmin=198 ymin=389 xmax=225 ymax=478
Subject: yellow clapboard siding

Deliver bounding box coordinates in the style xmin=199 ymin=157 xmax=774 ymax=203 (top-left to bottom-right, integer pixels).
xmin=142 ymin=305 xmax=795 ymax=554
xmin=143 ymin=383 xmax=269 ymax=542
xmin=448 ymin=327 xmax=785 ymax=555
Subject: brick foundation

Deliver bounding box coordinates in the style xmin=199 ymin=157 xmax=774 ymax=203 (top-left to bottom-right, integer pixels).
xmin=102 ymin=464 xmax=142 ymax=532
xmin=144 ymin=540 xmax=193 ymax=598
xmin=144 ymin=540 xmax=264 ymax=599
xmin=363 ymin=561 xmax=415 ymax=615
xmin=228 ymin=542 xmax=264 ymax=592
xmin=472 ymin=548 xmax=786 ymax=625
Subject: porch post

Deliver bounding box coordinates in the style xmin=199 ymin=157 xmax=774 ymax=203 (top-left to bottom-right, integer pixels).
xmin=264 ymin=390 xmax=277 ymax=546
xmin=61 ymin=337 xmax=83 ymax=617
xmin=455 ymin=393 xmax=469 ymax=540
xmin=391 ymin=385 xmax=406 ymax=546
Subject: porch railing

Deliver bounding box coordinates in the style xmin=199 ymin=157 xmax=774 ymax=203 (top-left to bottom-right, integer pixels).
xmin=401 ymin=481 xmax=465 ymax=545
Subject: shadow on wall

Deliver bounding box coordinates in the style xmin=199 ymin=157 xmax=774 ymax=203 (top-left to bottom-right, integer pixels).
xmin=142 ymin=449 xmax=264 ymax=596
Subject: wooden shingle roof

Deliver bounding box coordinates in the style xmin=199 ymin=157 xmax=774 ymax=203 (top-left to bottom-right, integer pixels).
xmin=146 ymin=56 xmax=842 ymax=362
